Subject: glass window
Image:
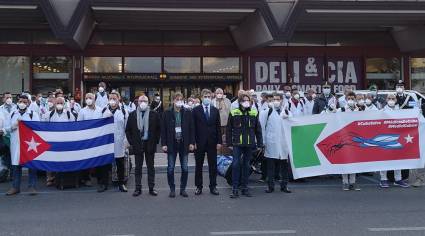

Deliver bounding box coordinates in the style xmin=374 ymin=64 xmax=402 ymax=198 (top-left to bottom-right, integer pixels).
xmin=124 ymin=57 xmax=161 ymax=73
xmin=289 ymin=32 xmax=325 ymax=46
xmin=410 ymin=58 xmax=425 ymax=94
xmin=0 ymin=30 xmax=30 ymax=44
xmin=123 ymin=31 xmax=162 ymax=45
xmin=202 ymin=32 xmax=234 ymax=46
xmin=203 ymin=57 xmax=240 ymax=73
xmin=32 ymin=31 xmax=62 ymax=45
xmin=327 ymin=32 xmax=396 ymax=47
xmin=89 ymin=31 xmax=122 ymax=45
xmin=163 ymin=32 xmax=201 ymax=46
xmin=32 ymin=56 xmax=72 ymax=79
xmin=84 ymin=57 xmax=123 ymax=73
xmin=366 ymin=58 xmax=401 ymax=90
xmin=164 ymin=57 xmax=200 ymax=73
xmin=0 ymin=56 xmax=30 ymax=94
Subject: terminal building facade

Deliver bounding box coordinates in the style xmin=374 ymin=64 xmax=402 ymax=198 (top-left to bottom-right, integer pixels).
xmin=1 ymin=0 xmax=425 ymax=107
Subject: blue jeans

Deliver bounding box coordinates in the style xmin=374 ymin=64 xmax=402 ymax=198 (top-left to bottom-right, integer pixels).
xmin=232 ymin=146 xmax=252 ymax=191
xmin=12 ymin=165 xmax=37 ymax=190
xmin=167 ymin=141 xmax=188 ymax=191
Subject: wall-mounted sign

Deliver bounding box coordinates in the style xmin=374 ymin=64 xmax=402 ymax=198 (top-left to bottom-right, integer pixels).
xmin=84 ymin=73 xmax=242 ymax=81
xmin=251 ymin=57 xmax=362 ymax=93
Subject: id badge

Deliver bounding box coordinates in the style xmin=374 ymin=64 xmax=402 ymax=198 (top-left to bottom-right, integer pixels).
xmin=175 ymin=127 xmax=182 ymax=133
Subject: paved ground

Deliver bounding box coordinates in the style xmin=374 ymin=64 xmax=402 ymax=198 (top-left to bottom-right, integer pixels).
xmin=1 ymin=165 xmax=425 ymax=236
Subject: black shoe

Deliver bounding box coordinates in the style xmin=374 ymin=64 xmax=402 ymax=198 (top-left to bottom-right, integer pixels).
xmin=169 ymin=190 xmax=176 ymax=198
xmin=195 ymin=188 xmax=202 ymax=195
xmin=241 ymin=190 xmax=252 ymax=197
xmin=132 ymin=188 xmax=142 ymax=197
xmin=230 ymin=190 xmax=239 ymax=199
xmin=97 ymin=184 xmax=107 ymax=193
xmin=281 ymin=185 xmax=292 ymax=193
xmin=210 ymin=188 xmax=219 ymax=196
xmin=265 ymin=187 xmax=274 ymax=193
xmin=119 ymin=184 xmax=128 ymax=193
xmin=180 ymin=190 xmax=188 ymax=198
xmin=149 ymin=189 xmax=158 ymax=196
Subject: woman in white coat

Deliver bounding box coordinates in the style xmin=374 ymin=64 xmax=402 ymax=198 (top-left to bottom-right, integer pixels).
xmin=259 ymin=92 xmax=292 ymax=194
xmin=5 ymin=95 xmax=40 ymax=196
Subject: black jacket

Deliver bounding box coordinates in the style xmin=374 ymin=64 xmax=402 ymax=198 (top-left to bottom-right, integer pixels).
xmin=396 ymin=93 xmax=415 ymax=109
xmin=125 ymin=110 xmax=161 ymax=154
xmin=226 ymin=106 xmax=262 ymax=148
xmin=192 ymin=104 xmax=222 ymax=149
xmin=312 ymin=94 xmax=336 ymax=114
xmin=161 ymin=107 xmax=195 ymax=154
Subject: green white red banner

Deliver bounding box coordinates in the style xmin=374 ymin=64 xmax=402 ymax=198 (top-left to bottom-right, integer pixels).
xmin=282 ymin=109 xmax=425 ymax=179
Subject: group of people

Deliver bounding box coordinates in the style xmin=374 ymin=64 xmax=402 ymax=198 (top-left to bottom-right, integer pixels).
xmin=0 ymin=80 xmax=424 ymax=198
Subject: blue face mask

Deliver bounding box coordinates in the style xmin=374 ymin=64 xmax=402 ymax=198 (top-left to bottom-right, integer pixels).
xmin=202 ymin=98 xmax=211 ymax=106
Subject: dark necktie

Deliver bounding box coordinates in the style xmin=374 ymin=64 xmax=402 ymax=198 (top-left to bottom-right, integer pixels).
xmin=276 ymin=109 xmax=281 ymax=115
xmin=205 ymin=106 xmax=210 ymax=120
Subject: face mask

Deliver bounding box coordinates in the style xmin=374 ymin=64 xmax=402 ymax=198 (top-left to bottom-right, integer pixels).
xmin=139 ymin=102 xmax=148 ymax=111
xmin=293 ymin=94 xmax=300 ymax=100
xmin=357 ymin=99 xmax=365 ymax=106
xmin=323 ymin=88 xmax=331 ymax=96
xmin=202 ymin=98 xmax=211 ymax=106
xmin=48 ymin=102 xmax=54 ymax=109
xmin=188 ymin=101 xmax=194 ymax=107
xmin=285 ymin=92 xmax=291 ymax=99
xmin=365 ymin=99 xmax=372 ymax=106
xmin=311 ymin=94 xmax=317 ymax=99
xmin=396 ymin=87 xmax=404 ymax=94
xmin=98 ymin=87 xmax=105 ymax=93
xmin=267 ymin=102 xmax=273 ymax=108
xmin=108 ymin=99 xmax=117 ymax=106
xmin=5 ymin=98 xmax=12 ymax=105
xmin=56 ymin=104 xmax=64 ymax=111
xmin=155 ymin=96 xmax=161 ymax=101
xmin=241 ymin=101 xmax=251 ymax=108
xmin=216 ymin=94 xmax=223 ymax=99
xmin=273 ymin=101 xmax=281 ymax=108
xmin=85 ymin=98 xmax=93 ymax=106
xmin=175 ymin=101 xmax=184 ymax=108
xmin=18 ymin=102 xmax=26 ymax=110
xmin=347 ymin=100 xmax=355 ymax=107
xmin=387 ymin=100 xmax=396 ymax=107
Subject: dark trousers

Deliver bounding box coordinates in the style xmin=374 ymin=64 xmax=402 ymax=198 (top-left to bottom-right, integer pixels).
xmin=134 ymin=142 xmax=155 ymax=190
xmin=232 ymin=146 xmax=252 ymax=191
xmin=96 ymin=164 xmax=111 ymax=186
xmin=267 ymin=158 xmax=289 ymax=189
xmin=115 ymin=157 xmax=125 ymax=185
xmin=167 ymin=140 xmax=188 ymax=191
xmin=195 ymin=144 xmax=217 ymax=190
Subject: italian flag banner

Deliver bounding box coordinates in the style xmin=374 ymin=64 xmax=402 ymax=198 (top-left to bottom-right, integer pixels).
xmin=282 ymin=109 xmax=425 ymax=179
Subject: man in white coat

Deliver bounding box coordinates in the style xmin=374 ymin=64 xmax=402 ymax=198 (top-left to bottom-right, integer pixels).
xmin=5 ymin=95 xmax=40 ymax=196
xmin=259 ymin=92 xmax=292 ymax=193
xmin=101 ymin=92 xmax=128 ymax=192
xmin=77 ymin=93 xmax=103 ymax=187
xmin=286 ymin=88 xmax=305 ymax=117
xmin=0 ymin=92 xmax=17 ymax=118
xmin=95 ymin=82 xmax=109 ymax=109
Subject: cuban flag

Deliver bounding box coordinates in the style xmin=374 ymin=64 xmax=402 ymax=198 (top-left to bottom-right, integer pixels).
xmin=18 ymin=118 xmax=115 ymax=172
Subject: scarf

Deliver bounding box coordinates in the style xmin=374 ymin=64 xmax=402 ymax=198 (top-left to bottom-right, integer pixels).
xmin=137 ymin=106 xmax=150 ymax=140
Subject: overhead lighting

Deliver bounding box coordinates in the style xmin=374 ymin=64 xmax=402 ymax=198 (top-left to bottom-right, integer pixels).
xmin=92 ymin=6 xmax=255 ymax=13
xmin=306 ymin=9 xmax=425 ymax=14
xmin=0 ymin=5 xmax=38 ymax=10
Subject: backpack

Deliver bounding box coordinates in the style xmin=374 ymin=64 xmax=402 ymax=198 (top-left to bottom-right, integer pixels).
xmin=49 ymin=110 xmax=77 ymax=121
xmin=102 ymin=107 xmax=126 ymax=117
xmin=11 ymin=110 xmax=33 ymax=120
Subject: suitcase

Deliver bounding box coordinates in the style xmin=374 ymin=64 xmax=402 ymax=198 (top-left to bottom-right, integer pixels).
xmin=55 ymin=171 xmax=80 ymax=190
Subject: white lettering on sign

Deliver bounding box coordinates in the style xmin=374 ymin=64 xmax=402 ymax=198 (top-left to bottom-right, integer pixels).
xmin=293 ymin=61 xmax=300 ymax=83
xmin=255 ymin=62 xmax=268 ymax=83
xmin=305 ymin=57 xmax=318 ymax=77
xmin=255 ymin=61 xmax=287 ymax=84
xmin=328 ymin=61 xmax=357 ymax=84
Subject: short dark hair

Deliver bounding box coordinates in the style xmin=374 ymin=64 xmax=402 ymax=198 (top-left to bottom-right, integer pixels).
xmin=19 ymin=95 xmax=29 ymax=100
xmin=3 ymin=92 xmax=11 ymax=95
xmin=173 ymin=92 xmax=183 ymax=100
xmin=272 ymin=92 xmax=283 ymax=99
xmin=347 ymin=91 xmax=356 ymax=97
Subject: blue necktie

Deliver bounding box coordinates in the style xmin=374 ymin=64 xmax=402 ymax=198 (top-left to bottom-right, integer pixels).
xmin=205 ymin=106 xmax=210 ymax=121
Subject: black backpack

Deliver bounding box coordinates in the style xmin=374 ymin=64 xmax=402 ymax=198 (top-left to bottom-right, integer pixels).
xmin=49 ymin=110 xmax=77 ymax=121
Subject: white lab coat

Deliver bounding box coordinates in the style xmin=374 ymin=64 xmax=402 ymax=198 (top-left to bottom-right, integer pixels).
xmin=123 ymin=102 xmax=136 ymax=113
xmin=304 ymin=99 xmax=315 ymax=116
xmin=383 ymin=105 xmax=399 ymax=111
xmin=95 ymin=92 xmax=109 ymax=109
xmin=286 ymin=99 xmax=305 ymax=117
xmin=0 ymin=103 xmax=17 ymax=119
xmin=77 ymin=106 xmax=102 ymax=121
xmin=0 ymin=110 xmax=5 ymax=133
xmin=365 ymin=104 xmax=379 ymax=111
xmin=102 ymin=107 xmax=128 ymax=158
xmin=49 ymin=110 xmax=75 ymax=122
xmin=259 ymin=108 xmax=291 ymax=160
xmin=5 ymin=109 xmax=40 ymax=165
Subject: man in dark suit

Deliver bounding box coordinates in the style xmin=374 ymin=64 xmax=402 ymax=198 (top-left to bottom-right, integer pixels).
xmin=161 ymin=92 xmax=195 ymax=198
xmin=193 ymin=89 xmax=222 ymax=196
xmin=125 ymin=95 xmax=161 ymax=197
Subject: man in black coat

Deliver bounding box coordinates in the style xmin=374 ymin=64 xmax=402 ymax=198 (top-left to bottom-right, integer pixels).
xmin=161 ymin=92 xmax=195 ymax=198
xmin=193 ymin=89 xmax=222 ymax=196
xmin=313 ymin=81 xmax=337 ymax=114
xmin=125 ymin=95 xmax=161 ymax=197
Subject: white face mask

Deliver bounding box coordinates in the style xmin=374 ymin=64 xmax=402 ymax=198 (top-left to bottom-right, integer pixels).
xmin=365 ymin=99 xmax=372 ymax=106
xmin=85 ymin=98 xmax=93 ymax=106
xmin=267 ymin=102 xmax=273 ymax=108
xmin=48 ymin=102 xmax=54 ymax=109
xmin=241 ymin=101 xmax=251 ymax=108
xmin=285 ymin=92 xmax=291 ymax=98
xmin=396 ymin=87 xmax=404 ymax=94
xmin=357 ymin=99 xmax=365 ymax=106
xmin=273 ymin=101 xmax=281 ymax=108
xmin=311 ymin=94 xmax=317 ymax=99
xmin=293 ymin=94 xmax=300 ymax=100
xmin=387 ymin=100 xmax=396 ymax=107
xmin=18 ymin=102 xmax=27 ymax=110
xmin=175 ymin=101 xmax=184 ymax=108
xmin=98 ymin=87 xmax=105 ymax=93
xmin=108 ymin=99 xmax=117 ymax=106
xmin=139 ymin=102 xmax=148 ymax=111
xmin=323 ymin=88 xmax=331 ymax=96
xmin=155 ymin=96 xmax=161 ymax=101
xmin=5 ymin=98 xmax=12 ymax=105
xmin=56 ymin=104 xmax=64 ymax=111
xmin=216 ymin=94 xmax=223 ymax=99
xmin=347 ymin=100 xmax=355 ymax=107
